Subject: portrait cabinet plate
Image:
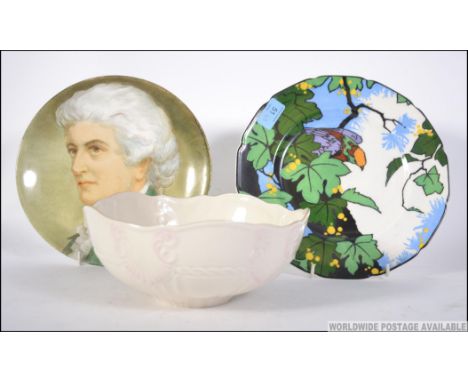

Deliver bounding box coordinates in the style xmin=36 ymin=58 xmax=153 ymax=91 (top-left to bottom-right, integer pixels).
xmin=17 ymin=75 xmax=211 ymax=265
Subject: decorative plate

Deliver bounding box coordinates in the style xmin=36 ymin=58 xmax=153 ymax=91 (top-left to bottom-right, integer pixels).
xmin=17 ymin=75 xmax=211 ymax=266
xmin=237 ymin=75 xmax=449 ymax=279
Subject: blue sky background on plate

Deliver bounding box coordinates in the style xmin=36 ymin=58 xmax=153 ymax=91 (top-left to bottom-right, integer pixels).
xmin=303 ymin=77 xmax=397 ymax=129
xmin=257 ymin=161 xmax=276 ymax=193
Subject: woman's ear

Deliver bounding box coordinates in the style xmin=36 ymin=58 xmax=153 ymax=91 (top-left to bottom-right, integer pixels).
xmin=135 ymin=158 xmax=151 ymax=181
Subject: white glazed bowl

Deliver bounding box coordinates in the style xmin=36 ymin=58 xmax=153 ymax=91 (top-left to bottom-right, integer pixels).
xmin=83 ymin=193 xmax=309 ymax=308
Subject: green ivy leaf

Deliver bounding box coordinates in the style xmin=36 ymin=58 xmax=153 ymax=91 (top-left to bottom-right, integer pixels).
xmin=274 ymin=86 xmax=322 ymax=136
xmin=258 ymin=190 xmax=293 ymax=207
xmin=434 ymin=147 xmax=448 ymax=167
xmin=245 ymin=123 xmax=275 ymax=170
xmin=284 ymin=133 xmax=321 ymax=164
xmin=328 ymin=76 xmax=343 ymax=92
xmin=397 ymin=94 xmax=411 ymax=104
xmin=280 ymin=152 xmax=350 ymax=204
xmin=291 ymin=258 xmax=311 ymax=273
xmin=296 ymin=235 xmax=338 ymax=277
xmin=305 ymin=76 xmax=329 ymax=88
xmin=385 ymin=154 xmax=419 ymax=185
xmin=300 ymin=198 xmax=347 ymax=227
xmin=345 ymin=76 xmax=364 ymax=91
xmin=407 ymin=206 xmax=424 ymax=214
xmin=366 ymin=80 xmax=375 ymax=88
xmin=63 ymin=233 xmax=80 ymax=255
xmin=335 ymin=235 xmax=383 ymax=275
xmin=326 ymin=76 xmax=364 ymax=93
xmin=341 ymin=188 xmax=381 ymax=213
xmin=411 ymin=120 xmax=441 ymax=156
xmin=414 ymin=166 xmax=444 ymax=195
xmin=269 ymin=139 xmax=290 ymax=161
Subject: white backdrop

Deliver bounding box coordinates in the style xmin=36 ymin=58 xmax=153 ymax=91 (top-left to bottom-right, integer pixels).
xmin=2 ymin=51 xmax=467 ymax=330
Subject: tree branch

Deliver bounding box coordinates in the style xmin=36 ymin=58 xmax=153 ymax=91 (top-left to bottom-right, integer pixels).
xmin=400 ymin=155 xmax=432 ymax=213
xmin=354 ymin=103 xmax=403 ymax=133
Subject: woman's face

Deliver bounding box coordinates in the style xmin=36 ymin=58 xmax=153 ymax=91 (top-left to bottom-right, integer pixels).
xmin=65 ymin=121 xmax=149 ymax=205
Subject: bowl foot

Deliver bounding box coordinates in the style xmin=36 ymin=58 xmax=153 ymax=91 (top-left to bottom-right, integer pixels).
xmin=154 ymin=295 xmax=233 ymax=308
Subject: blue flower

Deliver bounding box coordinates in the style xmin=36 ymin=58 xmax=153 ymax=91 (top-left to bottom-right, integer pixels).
xmin=415 ymin=197 xmax=446 ymax=239
xmin=395 ymin=251 xmax=416 ymax=266
xmin=377 ymin=254 xmax=391 ymax=269
xmin=357 ymin=83 xmax=396 ymax=101
xmin=381 ymin=113 xmax=416 ymax=152
xmin=396 ymin=197 xmax=447 ymax=266
xmin=405 ymin=234 xmax=421 ymax=253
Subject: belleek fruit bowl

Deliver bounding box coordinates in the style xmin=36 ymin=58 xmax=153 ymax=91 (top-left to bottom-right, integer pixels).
xmin=83 ymin=193 xmax=309 ymax=308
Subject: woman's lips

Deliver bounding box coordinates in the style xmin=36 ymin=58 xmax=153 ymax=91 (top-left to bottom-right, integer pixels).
xmin=77 ymin=180 xmax=96 ymax=186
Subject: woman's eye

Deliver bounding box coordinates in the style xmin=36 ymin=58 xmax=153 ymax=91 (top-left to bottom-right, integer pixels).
xmin=67 ymin=148 xmax=77 ymax=156
xmin=89 ymin=146 xmax=102 ymax=154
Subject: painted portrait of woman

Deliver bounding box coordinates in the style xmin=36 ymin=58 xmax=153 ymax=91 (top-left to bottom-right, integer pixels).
xmin=56 ymin=83 xmax=180 ymax=264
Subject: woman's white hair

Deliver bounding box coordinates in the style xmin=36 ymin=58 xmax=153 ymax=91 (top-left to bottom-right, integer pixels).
xmin=56 ymin=82 xmax=179 ymax=189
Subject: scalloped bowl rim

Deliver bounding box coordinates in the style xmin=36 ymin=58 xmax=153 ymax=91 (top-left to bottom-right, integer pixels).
xmin=84 ymin=192 xmax=310 ymax=231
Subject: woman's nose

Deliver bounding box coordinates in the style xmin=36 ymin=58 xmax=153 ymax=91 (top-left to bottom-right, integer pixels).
xmin=72 ymin=151 xmax=88 ymax=175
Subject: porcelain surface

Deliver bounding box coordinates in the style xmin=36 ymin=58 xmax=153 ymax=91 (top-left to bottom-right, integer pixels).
xmin=84 ymin=193 xmax=309 ymax=308
xmin=16 ymin=75 xmax=211 ymax=266
xmin=237 ymin=75 xmax=449 ymax=279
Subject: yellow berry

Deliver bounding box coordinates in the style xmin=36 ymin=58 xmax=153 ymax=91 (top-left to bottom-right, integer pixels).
xmin=324 ymin=232 xmax=328 ymax=236
xmin=338 ymin=185 xmax=344 ymax=193
xmin=327 ymin=226 xmax=336 ymax=235
xmin=295 ymin=158 xmax=301 ymax=165
xmin=344 ymin=108 xmax=351 ymax=115
xmin=314 ymin=255 xmax=321 ymax=262
xmin=266 ymin=183 xmax=273 ymax=189
xmin=337 ymin=213 xmax=345 ymax=220
xmin=299 ymin=82 xmax=309 ymax=90
xmin=343 ymin=90 xmax=347 ymax=96
xmin=419 ymin=243 xmax=424 ymax=248
xmin=332 ymin=187 xmax=338 ymax=194
xmin=350 ymin=89 xmax=357 ymax=95
xmin=337 ymin=227 xmax=343 ymax=232
xmin=371 ymin=268 xmax=379 ymax=275
xmin=423 ymin=228 xmax=429 ymax=233
xmin=336 ymin=232 xmax=341 ymax=236
xmin=343 ymin=217 xmax=348 ymax=222
xmin=339 ymin=79 xmax=344 ymax=85
xmin=305 ymin=251 xmax=314 ymax=261
xmin=289 ymin=162 xmax=297 ymax=170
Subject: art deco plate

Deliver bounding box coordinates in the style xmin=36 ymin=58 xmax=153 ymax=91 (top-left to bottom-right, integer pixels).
xmin=237 ymin=75 xmax=449 ymax=279
xmin=17 ymin=75 xmax=211 ymax=265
